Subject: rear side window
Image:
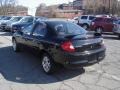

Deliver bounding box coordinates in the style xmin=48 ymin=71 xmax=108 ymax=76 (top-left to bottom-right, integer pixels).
xmin=81 ymin=16 xmax=88 ymax=20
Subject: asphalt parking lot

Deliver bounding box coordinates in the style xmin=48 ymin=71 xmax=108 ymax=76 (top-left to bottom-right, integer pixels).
xmin=0 ymin=31 xmax=120 ymax=90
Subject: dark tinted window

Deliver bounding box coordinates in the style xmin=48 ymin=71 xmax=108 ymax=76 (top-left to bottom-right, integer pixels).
xmin=49 ymin=22 xmax=87 ymax=35
xmin=89 ymin=16 xmax=95 ymax=20
xmin=22 ymin=24 xmax=33 ymax=35
xmin=81 ymin=16 xmax=88 ymax=19
xmin=33 ymin=22 xmax=47 ymax=36
xmin=93 ymin=18 xmax=103 ymax=22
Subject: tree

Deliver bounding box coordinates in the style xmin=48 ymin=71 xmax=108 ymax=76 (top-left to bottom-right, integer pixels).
xmin=84 ymin=0 xmax=119 ymax=15
xmin=35 ymin=3 xmax=47 ymax=16
xmin=0 ymin=0 xmax=16 ymax=15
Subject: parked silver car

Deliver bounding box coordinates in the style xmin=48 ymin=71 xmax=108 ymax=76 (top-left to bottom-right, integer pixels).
xmin=0 ymin=16 xmax=22 ymax=31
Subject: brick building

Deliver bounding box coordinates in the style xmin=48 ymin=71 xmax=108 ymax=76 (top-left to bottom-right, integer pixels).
xmin=73 ymin=0 xmax=84 ymax=10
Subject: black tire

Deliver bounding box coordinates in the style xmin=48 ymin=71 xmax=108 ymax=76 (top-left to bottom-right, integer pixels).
xmin=95 ymin=27 xmax=103 ymax=34
xmin=41 ymin=53 xmax=58 ymax=74
xmin=118 ymin=35 xmax=120 ymax=39
xmin=12 ymin=39 xmax=20 ymax=52
xmin=82 ymin=24 xmax=89 ymax=30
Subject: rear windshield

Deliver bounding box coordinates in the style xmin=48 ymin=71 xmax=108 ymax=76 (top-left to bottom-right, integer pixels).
xmin=93 ymin=18 xmax=103 ymax=22
xmin=48 ymin=22 xmax=87 ymax=35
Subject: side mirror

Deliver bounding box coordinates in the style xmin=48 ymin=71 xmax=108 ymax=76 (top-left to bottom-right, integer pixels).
xmin=17 ymin=30 xmax=23 ymax=35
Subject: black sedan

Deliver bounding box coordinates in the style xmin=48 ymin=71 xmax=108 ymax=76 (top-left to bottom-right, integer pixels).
xmin=12 ymin=20 xmax=106 ymax=74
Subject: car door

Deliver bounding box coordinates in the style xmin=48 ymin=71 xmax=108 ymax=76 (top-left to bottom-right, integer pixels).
xmin=21 ymin=24 xmax=33 ymax=46
xmin=30 ymin=22 xmax=48 ymax=49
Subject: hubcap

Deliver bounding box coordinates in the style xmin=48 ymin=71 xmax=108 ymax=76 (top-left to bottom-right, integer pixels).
xmin=13 ymin=40 xmax=16 ymax=51
xmin=83 ymin=25 xmax=87 ymax=30
xmin=42 ymin=56 xmax=51 ymax=72
xmin=96 ymin=28 xmax=102 ymax=33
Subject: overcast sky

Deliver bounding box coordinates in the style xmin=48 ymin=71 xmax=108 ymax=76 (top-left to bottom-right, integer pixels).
xmin=18 ymin=0 xmax=73 ymax=8
xmin=18 ymin=0 xmax=73 ymax=15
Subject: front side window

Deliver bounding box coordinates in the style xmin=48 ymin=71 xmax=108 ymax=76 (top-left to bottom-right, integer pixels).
xmin=22 ymin=24 xmax=33 ymax=35
xmin=33 ymin=22 xmax=47 ymax=37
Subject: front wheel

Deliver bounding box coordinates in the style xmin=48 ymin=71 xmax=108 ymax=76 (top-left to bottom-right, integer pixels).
xmin=12 ymin=39 xmax=20 ymax=52
xmin=41 ymin=53 xmax=58 ymax=74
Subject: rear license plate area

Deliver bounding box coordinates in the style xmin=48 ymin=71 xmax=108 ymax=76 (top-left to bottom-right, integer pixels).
xmin=88 ymin=54 xmax=97 ymax=64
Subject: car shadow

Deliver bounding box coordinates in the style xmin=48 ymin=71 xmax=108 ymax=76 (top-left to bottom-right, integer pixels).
xmin=0 ymin=31 xmax=12 ymax=36
xmin=102 ymin=34 xmax=119 ymax=40
xmin=0 ymin=46 xmax=85 ymax=84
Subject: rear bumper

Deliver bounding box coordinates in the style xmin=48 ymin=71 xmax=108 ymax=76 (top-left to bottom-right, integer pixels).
xmin=56 ymin=47 xmax=106 ymax=68
xmin=113 ymin=30 xmax=120 ymax=35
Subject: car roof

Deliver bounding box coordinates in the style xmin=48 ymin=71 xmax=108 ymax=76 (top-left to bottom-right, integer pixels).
xmin=11 ymin=16 xmax=23 ymax=18
xmin=46 ymin=20 xmax=70 ymax=23
xmin=36 ymin=19 xmax=74 ymax=26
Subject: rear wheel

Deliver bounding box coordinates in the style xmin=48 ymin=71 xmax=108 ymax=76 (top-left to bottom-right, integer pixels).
xmin=118 ymin=35 xmax=120 ymax=39
xmin=82 ymin=24 xmax=89 ymax=30
xmin=12 ymin=39 xmax=20 ymax=52
xmin=96 ymin=27 xmax=103 ymax=34
xmin=41 ymin=53 xmax=58 ymax=74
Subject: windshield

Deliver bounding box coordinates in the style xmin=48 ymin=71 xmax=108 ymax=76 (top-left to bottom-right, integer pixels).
xmin=19 ymin=17 xmax=33 ymax=23
xmin=51 ymin=22 xmax=87 ymax=35
xmin=10 ymin=17 xmax=22 ymax=22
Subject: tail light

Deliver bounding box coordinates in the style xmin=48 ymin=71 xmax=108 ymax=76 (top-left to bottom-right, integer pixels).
xmin=61 ymin=41 xmax=75 ymax=52
xmin=91 ymin=22 xmax=95 ymax=25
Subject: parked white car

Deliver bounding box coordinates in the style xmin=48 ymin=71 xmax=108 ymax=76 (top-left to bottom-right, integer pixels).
xmin=78 ymin=15 xmax=95 ymax=29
